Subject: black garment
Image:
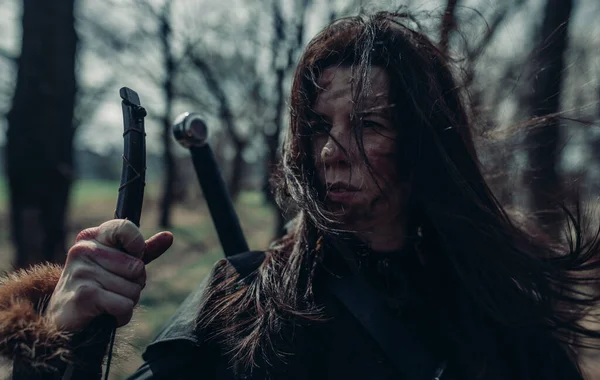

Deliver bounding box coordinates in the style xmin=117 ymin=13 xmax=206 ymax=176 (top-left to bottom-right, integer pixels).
xmin=128 ymin=249 xmax=582 ymax=380
xmin=128 ymin=249 xmax=431 ymax=380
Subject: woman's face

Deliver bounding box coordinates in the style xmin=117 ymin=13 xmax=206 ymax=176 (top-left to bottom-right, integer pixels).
xmin=310 ymin=66 xmax=410 ymax=233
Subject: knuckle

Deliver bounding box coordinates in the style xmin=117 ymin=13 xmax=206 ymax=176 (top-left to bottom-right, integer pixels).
xmin=115 ymin=297 xmax=134 ymax=314
xmin=129 ymin=259 xmax=145 ymax=277
xmin=119 ymin=221 xmax=145 ymax=254
xmin=115 ymin=218 xmax=129 ymax=232
xmin=110 ymin=221 xmax=126 ymax=246
xmin=121 ymin=280 xmax=141 ymax=300
xmin=117 ymin=307 xmax=134 ymax=327
xmin=73 ymin=283 xmax=99 ymax=305
xmin=130 ymin=295 xmax=140 ymax=307
xmin=70 ymin=264 xmax=95 ymax=281
xmin=125 ymin=298 xmax=135 ymax=310
xmin=99 ymin=219 xmax=123 ymax=230
xmin=116 ymin=219 xmax=138 ymax=240
xmin=75 ymin=227 xmax=99 ymax=243
xmin=67 ymin=242 xmax=94 ymax=260
xmin=98 ymin=220 xmax=128 ymax=246
xmin=138 ymin=267 xmax=147 ymax=284
xmin=119 ymin=219 xmax=137 ymax=231
xmin=131 ymin=283 xmax=143 ymax=304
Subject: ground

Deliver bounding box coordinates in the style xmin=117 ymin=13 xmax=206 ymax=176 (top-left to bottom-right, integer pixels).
xmin=0 ymin=179 xmax=276 ymax=379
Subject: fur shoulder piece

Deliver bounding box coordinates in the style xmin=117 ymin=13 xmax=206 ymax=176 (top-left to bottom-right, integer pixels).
xmin=0 ymin=263 xmax=73 ymax=373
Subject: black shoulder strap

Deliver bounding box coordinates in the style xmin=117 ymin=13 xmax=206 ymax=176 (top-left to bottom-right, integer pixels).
xmin=133 ymin=251 xmax=266 ymax=380
xmin=143 ymin=251 xmax=266 ymax=354
xmin=144 ymin=250 xmax=447 ymax=379
xmin=326 ymin=272 xmax=447 ymax=380
xmin=228 ymin=250 xmax=266 ymax=279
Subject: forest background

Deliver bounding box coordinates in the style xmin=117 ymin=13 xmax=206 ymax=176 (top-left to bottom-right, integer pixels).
xmin=0 ymin=0 xmax=598 ymax=377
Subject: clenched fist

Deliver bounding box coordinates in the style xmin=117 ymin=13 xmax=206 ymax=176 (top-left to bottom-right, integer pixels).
xmin=46 ymin=220 xmax=173 ymax=332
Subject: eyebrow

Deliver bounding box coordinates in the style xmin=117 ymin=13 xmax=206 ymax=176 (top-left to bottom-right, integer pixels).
xmin=319 ymin=87 xmax=351 ymax=102
xmin=355 ymin=106 xmax=393 ymax=119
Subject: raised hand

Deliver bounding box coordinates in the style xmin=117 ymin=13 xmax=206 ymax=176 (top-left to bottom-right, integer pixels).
xmin=45 ymin=220 xmax=173 ymax=332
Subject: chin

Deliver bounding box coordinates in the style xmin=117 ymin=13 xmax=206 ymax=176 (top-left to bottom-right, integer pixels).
xmin=326 ymin=203 xmax=370 ymax=224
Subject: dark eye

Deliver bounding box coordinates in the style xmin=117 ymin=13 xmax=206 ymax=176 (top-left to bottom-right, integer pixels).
xmin=310 ymin=121 xmax=331 ymax=134
xmin=361 ymin=120 xmax=382 ymax=129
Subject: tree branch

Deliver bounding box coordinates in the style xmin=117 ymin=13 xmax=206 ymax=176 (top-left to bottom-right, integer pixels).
xmin=463 ymin=0 xmax=526 ymax=88
xmin=188 ymin=51 xmax=241 ymax=145
xmin=73 ymin=76 xmax=118 ymax=128
xmin=466 ymin=0 xmax=525 ymax=63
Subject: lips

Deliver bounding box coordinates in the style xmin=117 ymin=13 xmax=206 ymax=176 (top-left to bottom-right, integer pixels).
xmin=326 ymin=182 xmax=360 ymax=192
xmin=325 ymin=182 xmax=359 ymax=203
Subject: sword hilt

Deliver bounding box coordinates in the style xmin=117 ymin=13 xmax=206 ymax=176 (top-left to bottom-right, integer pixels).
xmin=64 ymin=88 xmax=148 ymax=380
xmin=115 ymin=87 xmax=147 ymax=226
xmin=172 ymin=112 xmax=249 ymax=257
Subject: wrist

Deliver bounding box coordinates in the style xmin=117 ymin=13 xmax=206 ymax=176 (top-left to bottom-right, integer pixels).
xmin=0 ymin=264 xmax=74 ymax=373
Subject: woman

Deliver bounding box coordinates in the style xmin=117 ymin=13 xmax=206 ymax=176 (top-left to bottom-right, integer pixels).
xmin=0 ymin=11 xmax=598 ymax=380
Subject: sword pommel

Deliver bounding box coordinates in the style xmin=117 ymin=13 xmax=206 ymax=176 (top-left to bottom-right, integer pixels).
xmin=173 ymin=112 xmax=208 ymax=148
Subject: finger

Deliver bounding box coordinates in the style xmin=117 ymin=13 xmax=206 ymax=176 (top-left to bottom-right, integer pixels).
xmin=69 ymin=283 xmax=135 ymax=328
xmin=68 ymin=241 xmax=145 ymax=283
xmin=143 ymin=231 xmax=174 ymax=264
xmin=75 ymin=226 xmax=100 ymax=243
xmin=96 ymin=220 xmax=146 ymax=258
xmin=95 ymin=288 xmax=135 ymax=327
xmin=71 ymin=262 xmax=144 ymax=303
xmin=98 ymin=270 xmax=144 ymax=304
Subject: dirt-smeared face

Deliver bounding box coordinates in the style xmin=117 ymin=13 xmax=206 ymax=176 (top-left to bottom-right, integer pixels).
xmin=310 ymin=66 xmax=410 ymax=234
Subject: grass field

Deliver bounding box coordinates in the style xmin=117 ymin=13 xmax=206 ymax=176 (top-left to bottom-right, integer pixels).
xmin=0 ymin=180 xmax=277 ymax=379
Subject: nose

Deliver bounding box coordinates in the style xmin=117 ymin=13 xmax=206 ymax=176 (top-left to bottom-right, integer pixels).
xmin=320 ymin=129 xmax=350 ymax=165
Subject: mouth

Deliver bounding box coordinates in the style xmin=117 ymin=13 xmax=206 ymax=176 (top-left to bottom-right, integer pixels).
xmin=326 ymin=182 xmax=360 ymax=192
xmin=325 ymin=182 xmax=360 ymax=203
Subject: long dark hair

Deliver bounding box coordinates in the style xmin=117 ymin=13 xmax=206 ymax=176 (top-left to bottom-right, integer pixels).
xmin=197 ymin=11 xmax=600 ymax=378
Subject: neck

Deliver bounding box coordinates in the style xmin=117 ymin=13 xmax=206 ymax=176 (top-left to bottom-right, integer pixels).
xmin=354 ymin=216 xmax=406 ymax=252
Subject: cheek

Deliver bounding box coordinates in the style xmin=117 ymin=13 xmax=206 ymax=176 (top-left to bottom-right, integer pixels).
xmin=363 ymin=141 xmax=398 ymax=184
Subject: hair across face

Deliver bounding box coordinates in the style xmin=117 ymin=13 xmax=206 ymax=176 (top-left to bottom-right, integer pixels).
xmin=310 ymin=66 xmax=410 ymax=242
xmin=201 ymin=12 xmax=596 ymax=379
xmin=281 ymin=13 xmax=480 ymax=235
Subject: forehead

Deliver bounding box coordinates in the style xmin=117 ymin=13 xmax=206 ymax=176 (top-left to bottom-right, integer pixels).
xmin=314 ymin=66 xmax=390 ymax=111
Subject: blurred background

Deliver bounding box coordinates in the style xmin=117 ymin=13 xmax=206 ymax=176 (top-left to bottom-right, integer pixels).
xmin=0 ymin=0 xmax=598 ymax=377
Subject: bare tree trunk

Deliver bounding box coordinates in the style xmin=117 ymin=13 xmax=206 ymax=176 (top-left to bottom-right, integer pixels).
xmin=158 ymin=0 xmax=177 ymax=228
xmin=442 ymin=1 xmax=525 ymax=209
xmin=525 ymin=0 xmax=573 ymax=238
xmin=263 ymin=0 xmax=311 ymax=239
xmin=592 ymin=85 xmax=600 ymax=195
xmin=6 ymin=0 xmax=77 ymax=267
xmin=440 ymin=0 xmax=458 ymax=54
xmin=229 ymin=141 xmax=246 ymax=200
xmin=264 ymin=66 xmax=287 ymax=238
xmin=189 ymin=56 xmax=245 ymax=200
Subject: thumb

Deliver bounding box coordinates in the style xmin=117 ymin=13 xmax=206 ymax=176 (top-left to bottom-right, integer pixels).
xmin=142 ymin=231 xmax=174 ymax=264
